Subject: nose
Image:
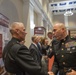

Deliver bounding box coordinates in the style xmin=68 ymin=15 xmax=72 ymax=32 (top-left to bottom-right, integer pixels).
xmin=52 ymin=32 xmax=55 ymax=36
xmin=25 ymin=32 xmax=27 ymax=34
xmin=52 ymin=33 xmax=56 ymax=38
xmin=52 ymin=31 xmax=55 ymax=34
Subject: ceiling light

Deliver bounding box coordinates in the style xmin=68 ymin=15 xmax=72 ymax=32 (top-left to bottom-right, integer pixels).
xmin=64 ymin=11 xmax=73 ymax=16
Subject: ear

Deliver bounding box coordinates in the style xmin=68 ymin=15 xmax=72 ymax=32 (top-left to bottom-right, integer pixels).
xmin=61 ymin=27 xmax=64 ymax=31
xmin=62 ymin=28 xmax=65 ymax=33
xmin=15 ymin=29 xmax=19 ymax=33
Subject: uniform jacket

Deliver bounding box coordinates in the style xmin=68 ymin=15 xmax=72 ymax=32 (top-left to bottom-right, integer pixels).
xmin=51 ymin=35 xmax=76 ymax=75
xmin=2 ymin=38 xmax=48 ymax=75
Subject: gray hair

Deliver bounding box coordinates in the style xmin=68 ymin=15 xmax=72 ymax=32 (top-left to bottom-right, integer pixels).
xmin=9 ymin=22 xmax=23 ymax=34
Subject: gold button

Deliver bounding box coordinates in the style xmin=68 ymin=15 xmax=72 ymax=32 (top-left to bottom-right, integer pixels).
xmin=63 ymin=62 xmax=65 ymax=64
xmin=70 ymin=51 xmax=72 ymax=53
xmin=62 ymin=43 xmax=64 ymax=45
xmin=62 ymin=48 xmax=64 ymax=50
xmin=62 ymin=55 xmax=64 ymax=57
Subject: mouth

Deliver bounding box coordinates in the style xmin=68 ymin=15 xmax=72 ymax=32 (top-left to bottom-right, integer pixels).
xmin=53 ymin=35 xmax=56 ymax=38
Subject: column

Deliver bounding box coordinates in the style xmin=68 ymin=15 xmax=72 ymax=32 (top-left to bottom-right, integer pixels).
xmin=30 ymin=4 xmax=35 ymax=36
xmin=64 ymin=16 xmax=69 ymax=34
xmin=23 ymin=0 xmax=31 ymax=47
xmin=37 ymin=13 xmax=43 ymax=26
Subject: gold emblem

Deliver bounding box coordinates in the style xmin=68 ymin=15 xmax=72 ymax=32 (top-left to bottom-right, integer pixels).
xmin=62 ymin=48 xmax=64 ymax=50
xmin=62 ymin=55 xmax=64 ymax=57
xmin=63 ymin=62 xmax=65 ymax=64
xmin=62 ymin=43 xmax=64 ymax=45
xmin=70 ymin=51 xmax=72 ymax=53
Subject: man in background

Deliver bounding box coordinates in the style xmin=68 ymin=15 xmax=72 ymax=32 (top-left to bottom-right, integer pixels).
xmin=47 ymin=31 xmax=52 ymax=40
xmin=29 ymin=35 xmax=42 ymax=66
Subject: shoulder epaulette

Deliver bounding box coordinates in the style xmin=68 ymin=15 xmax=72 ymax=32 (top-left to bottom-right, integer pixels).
xmin=70 ymin=36 xmax=76 ymax=40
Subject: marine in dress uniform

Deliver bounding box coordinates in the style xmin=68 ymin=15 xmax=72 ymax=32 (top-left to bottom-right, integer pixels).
xmin=49 ymin=23 xmax=76 ymax=75
xmin=51 ymin=36 xmax=76 ymax=75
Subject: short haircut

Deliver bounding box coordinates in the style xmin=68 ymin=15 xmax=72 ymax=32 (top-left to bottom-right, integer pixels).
xmin=32 ymin=35 xmax=38 ymax=42
xmin=47 ymin=31 xmax=52 ymax=35
xmin=10 ymin=22 xmax=23 ymax=34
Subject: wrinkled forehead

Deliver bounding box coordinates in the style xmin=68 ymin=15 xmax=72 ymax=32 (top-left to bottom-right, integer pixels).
xmin=53 ymin=25 xmax=60 ymax=30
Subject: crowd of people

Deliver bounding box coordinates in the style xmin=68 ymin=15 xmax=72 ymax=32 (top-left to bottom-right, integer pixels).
xmin=2 ymin=22 xmax=76 ymax=75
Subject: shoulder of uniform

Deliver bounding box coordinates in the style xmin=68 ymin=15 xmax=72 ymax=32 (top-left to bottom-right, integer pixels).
xmin=70 ymin=36 xmax=76 ymax=40
xmin=16 ymin=41 xmax=25 ymax=47
xmin=12 ymin=41 xmax=22 ymax=47
xmin=16 ymin=41 xmax=21 ymax=44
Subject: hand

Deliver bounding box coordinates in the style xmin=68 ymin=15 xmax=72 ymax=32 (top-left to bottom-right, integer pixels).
xmin=44 ymin=56 xmax=48 ymax=59
xmin=66 ymin=69 xmax=76 ymax=75
xmin=48 ymin=71 xmax=54 ymax=75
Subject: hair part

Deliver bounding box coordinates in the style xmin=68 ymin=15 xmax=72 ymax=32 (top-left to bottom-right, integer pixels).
xmin=47 ymin=31 xmax=52 ymax=35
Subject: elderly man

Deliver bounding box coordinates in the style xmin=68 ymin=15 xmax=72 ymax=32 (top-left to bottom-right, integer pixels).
xmin=2 ymin=22 xmax=52 ymax=75
xmin=49 ymin=23 xmax=76 ymax=75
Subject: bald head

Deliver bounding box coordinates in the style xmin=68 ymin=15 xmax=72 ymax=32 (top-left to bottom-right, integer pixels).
xmin=53 ymin=23 xmax=67 ymax=40
xmin=53 ymin=23 xmax=66 ymax=29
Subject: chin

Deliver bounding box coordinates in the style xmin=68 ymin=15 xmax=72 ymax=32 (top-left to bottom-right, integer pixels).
xmin=20 ymin=38 xmax=24 ymax=41
xmin=56 ymin=37 xmax=59 ymax=40
xmin=22 ymin=39 xmax=24 ymax=41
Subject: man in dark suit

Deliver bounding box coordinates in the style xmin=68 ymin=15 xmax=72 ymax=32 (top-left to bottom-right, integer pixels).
xmin=29 ymin=35 xmax=42 ymax=66
xmin=37 ymin=36 xmax=42 ymax=54
xmin=2 ymin=22 xmax=51 ymax=75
